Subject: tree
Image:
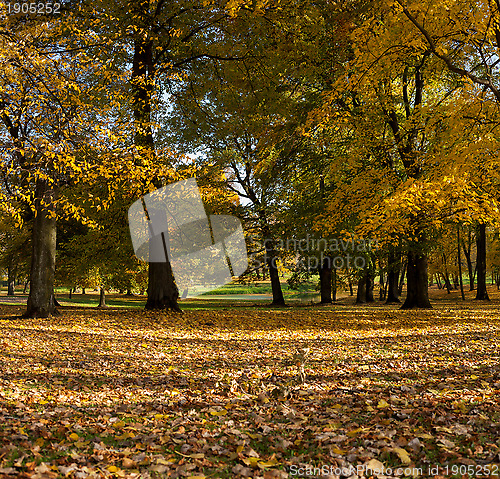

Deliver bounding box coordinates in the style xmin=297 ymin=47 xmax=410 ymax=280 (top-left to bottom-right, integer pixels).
xmin=306 ymin=0 xmax=500 ymax=308
xmin=0 ymin=14 xmax=99 ymax=316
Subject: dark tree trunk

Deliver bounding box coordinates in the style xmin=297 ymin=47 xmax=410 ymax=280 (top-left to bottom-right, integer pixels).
xmin=82 ymin=287 xmax=86 ymax=294
xmin=264 ymin=238 xmax=285 ymax=306
xmin=98 ymin=287 xmax=107 ymax=308
xmin=126 ymin=288 xmax=133 ymax=296
xmin=379 ymin=269 xmax=386 ymax=301
xmin=398 ymin=259 xmax=407 ymax=295
xmin=69 ymin=288 xmax=73 ymax=299
xmin=7 ymin=264 xmax=15 ymax=296
xmin=347 ymin=270 xmax=354 ymax=296
xmin=145 ymin=251 xmax=180 ymax=311
xmin=461 ymin=229 xmax=475 ymax=290
xmin=386 ymin=247 xmax=400 ymax=303
xmin=332 ymin=267 xmax=337 ymax=301
xmin=457 ymin=224 xmax=465 ymax=300
xmin=23 ymin=280 xmax=29 ymax=293
xmin=442 ymin=271 xmax=451 ymax=293
xmin=365 ymin=271 xmax=374 ymax=302
xmin=131 ymin=22 xmax=180 ymax=312
xmin=356 ymin=274 xmax=366 ymax=304
xmin=25 ymin=180 xmax=57 ymax=318
xmin=442 ymin=253 xmax=451 ymax=293
xmin=475 ymin=223 xmax=490 ymax=301
xmin=401 ymin=249 xmax=432 ymax=309
xmin=319 ymin=256 xmax=332 ymax=304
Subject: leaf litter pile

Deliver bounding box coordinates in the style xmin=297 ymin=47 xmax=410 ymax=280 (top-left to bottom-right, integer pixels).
xmin=0 ymin=303 xmax=500 ymax=478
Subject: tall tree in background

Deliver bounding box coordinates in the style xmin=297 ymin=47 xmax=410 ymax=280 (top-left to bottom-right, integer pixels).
xmin=0 ymin=11 xmax=108 ymax=317
xmin=78 ymin=0 xmax=253 ymax=310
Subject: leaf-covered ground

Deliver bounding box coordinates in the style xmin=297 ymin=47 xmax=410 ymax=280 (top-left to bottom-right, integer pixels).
xmin=0 ymin=301 xmax=499 ymax=478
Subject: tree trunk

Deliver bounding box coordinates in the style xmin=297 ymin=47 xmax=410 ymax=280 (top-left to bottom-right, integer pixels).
xmin=386 ymin=247 xmax=400 ymax=303
xmin=356 ymin=274 xmax=366 ymax=304
xmin=401 ymin=248 xmax=432 ymax=309
xmin=319 ymin=256 xmax=332 ymax=304
xmin=145 ymin=242 xmax=180 ymax=311
xmin=457 ymin=224 xmax=465 ymax=300
xmin=7 ymin=264 xmax=15 ymax=296
xmin=398 ymin=259 xmax=407 ymax=295
xmin=332 ymin=267 xmax=337 ymax=301
xmin=442 ymin=271 xmax=451 ymax=293
xmin=461 ymin=230 xmax=475 ymax=290
xmin=98 ymin=287 xmax=107 ymax=308
xmin=264 ymin=238 xmax=285 ymax=305
xmin=379 ymin=269 xmax=386 ymax=301
xmin=69 ymin=288 xmax=73 ymax=299
xmin=347 ymin=270 xmax=354 ymax=296
xmin=475 ymin=223 xmax=490 ymax=301
xmin=442 ymin=253 xmax=452 ymax=293
xmin=131 ymin=25 xmax=180 ymax=312
xmin=24 ymin=180 xmax=57 ymax=318
xmin=365 ymin=271 xmax=374 ymax=302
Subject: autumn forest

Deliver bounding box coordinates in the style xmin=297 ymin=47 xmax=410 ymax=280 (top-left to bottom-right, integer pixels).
xmin=1 ymin=0 xmax=500 ymax=478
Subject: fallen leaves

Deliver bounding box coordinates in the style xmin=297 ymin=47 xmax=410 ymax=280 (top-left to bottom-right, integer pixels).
xmin=0 ymin=303 xmax=499 ymax=477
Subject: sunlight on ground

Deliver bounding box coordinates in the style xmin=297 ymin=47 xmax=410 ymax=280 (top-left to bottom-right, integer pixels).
xmin=0 ymin=301 xmax=499 ymax=478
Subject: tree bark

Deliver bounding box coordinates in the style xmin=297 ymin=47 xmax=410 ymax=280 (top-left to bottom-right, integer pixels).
xmin=441 ymin=271 xmax=451 ymax=293
xmin=131 ymin=21 xmax=180 ymax=312
xmin=7 ymin=263 xmax=16 ymax=296
xmin=386 ymin=247 xmax=401 ymax=303
xmin=24 ymin=180 xmax=57 ymax=318
xmin=379 ymin=269 xmax=386 ymax=301
xmin=398 ymin=259 xmax=407 ymax=295
xmin=356 ymin=274 xmax=366 ymax=304
xmin=319 ymin=255 xmax=332 ymax=304
xmin=457 ymin=224 xmax=465 ymax=300
xmin=475 ymin=223 xmax=490 ymax=301
xmin=145 ymin=255 xmax=181 ymax=311
xmin=356 ymin=268 xmax=374 ymax=304
xmin=264 ymin=237 xmax=285 ymax=306
xmin=401 ymin=248 xmax=432 ymax=309
xmin=332 ymin=267 xmax=337 ymax=301
xmin=365 ymin=272 xmax=374 ymax=302
xmin=461 ymin=229 xmax=475 ymax=290
xmin=98 ymin=287 xmax=107 ymax=308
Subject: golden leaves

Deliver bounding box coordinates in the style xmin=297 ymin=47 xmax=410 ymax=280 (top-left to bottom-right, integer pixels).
xmin=0 ymin=301 xmax=499 ymax=476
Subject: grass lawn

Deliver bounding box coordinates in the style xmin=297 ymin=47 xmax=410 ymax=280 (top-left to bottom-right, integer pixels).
xmin=0 ymin=290 xmax=499 ymax=478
